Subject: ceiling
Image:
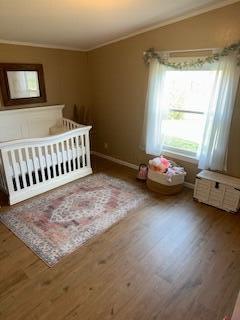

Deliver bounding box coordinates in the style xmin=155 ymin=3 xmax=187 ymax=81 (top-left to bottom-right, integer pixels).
xmin=0 ymin=0 xmax=237 ymax=51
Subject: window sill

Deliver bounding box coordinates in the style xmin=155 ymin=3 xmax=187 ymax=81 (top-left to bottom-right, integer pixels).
xmin=162 ymin=150 xmax=199 ymax=165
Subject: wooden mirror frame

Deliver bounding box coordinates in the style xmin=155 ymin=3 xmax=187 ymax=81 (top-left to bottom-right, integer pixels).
xmin=0 ymin=63 xmax=47 ymax=106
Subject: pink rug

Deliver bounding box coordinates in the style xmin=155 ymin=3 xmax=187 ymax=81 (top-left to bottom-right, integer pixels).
xmin=0 ymin=174 xmax=149 ymax=266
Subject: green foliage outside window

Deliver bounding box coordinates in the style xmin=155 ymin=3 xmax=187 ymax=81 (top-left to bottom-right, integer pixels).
xmin=164 ymin=136 xmax=198 ymax=153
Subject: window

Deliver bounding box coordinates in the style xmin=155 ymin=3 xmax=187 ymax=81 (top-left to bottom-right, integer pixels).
xmin=162 ymin=69 xmax=216 ymax=159
xmin=143 ymin=53 xmax=239 ymax=170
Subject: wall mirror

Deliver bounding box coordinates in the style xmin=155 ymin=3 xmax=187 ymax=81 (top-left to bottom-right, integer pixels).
xmin=0 ymin=63 xmax=47 ymax=106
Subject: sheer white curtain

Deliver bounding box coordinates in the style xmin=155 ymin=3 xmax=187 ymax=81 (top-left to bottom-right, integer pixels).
xmin=198 ymin=54 xmax=240 ymax=171
xmin=142 ymin=53 xmax=240 ymax=171
xmin=141 ymin=59 xmax=170 ymax=155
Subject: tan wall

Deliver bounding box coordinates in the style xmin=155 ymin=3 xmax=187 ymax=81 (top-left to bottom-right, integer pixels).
xmin=0 ymin=44 xmax=90 ymax=119
xmin=88 ymin=2 xmax=240 ymax=183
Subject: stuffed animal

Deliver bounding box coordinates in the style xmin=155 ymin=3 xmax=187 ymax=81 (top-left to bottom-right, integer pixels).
xmin=149 ymin=156 xmax=170 ymax=173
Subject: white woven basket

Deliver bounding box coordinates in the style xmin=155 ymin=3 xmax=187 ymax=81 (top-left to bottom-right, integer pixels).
xmin=148 ymin=168 xmax=185 ymax=186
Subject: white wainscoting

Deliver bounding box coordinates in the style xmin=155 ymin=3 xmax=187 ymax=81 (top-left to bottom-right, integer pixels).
xmin=0 ymin=105 xmax=64 ymax=142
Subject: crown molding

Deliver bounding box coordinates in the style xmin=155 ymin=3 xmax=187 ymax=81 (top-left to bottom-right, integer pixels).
xmin=0 ymin=39 xmax=86 ymax=52
xmin=0 ymin=0 xmax=238 ymax=53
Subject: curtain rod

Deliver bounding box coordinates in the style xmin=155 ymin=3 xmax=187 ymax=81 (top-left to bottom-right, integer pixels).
xmin=147 ymin=47 xmax=220 ymax=55
xmin=143 ymin=42 xmax=240 ymax=68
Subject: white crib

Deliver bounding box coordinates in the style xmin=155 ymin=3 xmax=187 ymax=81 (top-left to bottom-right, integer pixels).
xmin=0 ymin=105 xmax=92 ymax=205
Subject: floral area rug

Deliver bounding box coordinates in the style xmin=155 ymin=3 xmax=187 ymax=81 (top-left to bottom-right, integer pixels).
xmin=0 ymin=174 xmax=149 ymax=266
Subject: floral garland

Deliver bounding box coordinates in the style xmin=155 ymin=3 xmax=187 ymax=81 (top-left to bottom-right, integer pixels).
xmin=143 ymin=42 xmax=240 ymax=69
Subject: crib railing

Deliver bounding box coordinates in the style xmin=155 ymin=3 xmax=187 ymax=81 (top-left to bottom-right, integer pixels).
xmin=0 ymin=123 xmax=92 ymax=204
xmin=62 ymin=118 xmax=82 ymax=130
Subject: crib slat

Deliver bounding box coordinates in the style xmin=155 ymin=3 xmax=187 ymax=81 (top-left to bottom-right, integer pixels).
xmin=66 ymin=138 xmax=71 ymax=172
xmin=76 ymin=135 xmax=81 ymax=169
xmin=50 ymin=144 xmax=56 ymax=178
xmin=1 ymin=151 xmax=14 ymax=193
xmin=38 ymin=146 xmax=46 ymax=182
xmin=9 ymin=150 xmax=20 ymax=191
xmin=0 ymin=170 xmax=5 ymax=191
xmin=10 ymin=150 xmax=21 ymax=190
xmin=71 ymin=137 xmax=76 ymax=171
xmin=55 ymin=142 xmax=61 ymax=175
xmin=61 ymin=141 xmax=67 ymax=174
xmin=80 ymin=134 xmax=86 ymax=168
xmin=0 ymin=160 xmax=4 ymax=189
xmin=85 ymin=133 xmax=91 ymax=168
xmin=44 ymin=145 xmax=51 ymax=180
xmin=31 ymin=147 xmax=39 ymax=184
xmin=18 ymin=149 xmax=27 ymax=188
xmin=25 ymin=147 xmax=33 ymax=186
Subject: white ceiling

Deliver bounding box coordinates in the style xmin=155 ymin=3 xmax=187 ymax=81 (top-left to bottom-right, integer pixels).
xmin=0 ymin=0 xmax=237 ymax=51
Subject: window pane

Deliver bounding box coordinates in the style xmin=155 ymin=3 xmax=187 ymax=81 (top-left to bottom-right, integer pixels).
xmin=161 ymin=69 xmax=217 ymax=156
xmin=164 ymin=70 xmax=216 ymax=112
xmin=163 ymin=111 xmax=205 ymax=153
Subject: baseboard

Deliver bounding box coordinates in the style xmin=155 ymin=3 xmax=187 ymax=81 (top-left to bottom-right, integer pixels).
xmin=91 ymin=151 xmax=139 ymax=170
xmin=91 ymin=151 xmax=195 ymax=190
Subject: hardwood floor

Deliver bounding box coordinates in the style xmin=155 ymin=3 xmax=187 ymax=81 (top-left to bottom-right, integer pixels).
xmin=1 ymin=156 xmax=240 ymax=320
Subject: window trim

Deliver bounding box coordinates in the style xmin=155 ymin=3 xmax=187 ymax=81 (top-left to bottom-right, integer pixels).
xmin=163 ymin=144 xmax=197 ymax=157
xmin=170 ymin=108 xmax=204 ymax=115
xmin=162 ymin=148 xmax=199 ymax=164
